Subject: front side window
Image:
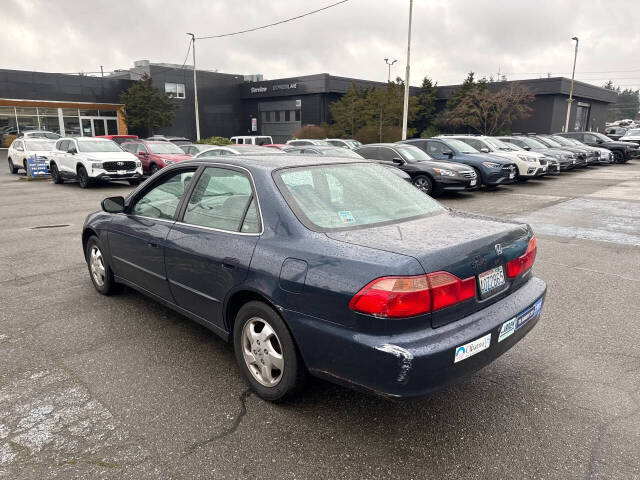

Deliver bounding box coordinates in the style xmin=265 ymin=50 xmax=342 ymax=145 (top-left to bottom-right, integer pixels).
xmin=275 ymin=163 xmax=444 ymax=231
xmin=183 ymin=167 xmax=259 ymax=233
xmin=426 ymin=141 xmax=445 ymax=156
xmin=132 ymin=169 xmax=196 ymax=220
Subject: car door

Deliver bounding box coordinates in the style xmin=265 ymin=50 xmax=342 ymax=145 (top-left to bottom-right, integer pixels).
xmin=425 ymin=140 xmax=448 ymax=160
xmin=55 ymin=140 xmax=73 ymax=174
xmin=164 ymin=166 xmax=261 ymax=330
xmin=11 ymin=140 xmax=25 ymax=167
xmin=107 ymin=167 xmax=197 ymax=300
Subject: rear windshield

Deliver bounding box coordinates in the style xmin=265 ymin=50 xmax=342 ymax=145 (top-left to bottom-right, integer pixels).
xmin=275 ymin=163 xmax=444 ymax=232
xmin=148 ymin=142 xmax=185 ymax=154
xmin=25 ymin=139 xmax=56 ymax=151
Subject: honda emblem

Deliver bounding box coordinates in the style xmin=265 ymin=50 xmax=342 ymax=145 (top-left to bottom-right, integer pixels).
xmin=495 ymin=244 xmax=503 ymax=255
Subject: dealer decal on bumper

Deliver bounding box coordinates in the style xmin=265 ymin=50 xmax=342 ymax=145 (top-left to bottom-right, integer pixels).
xmin=454 ymin=333 xmax=491 ymax=363
xmin=498 ymin=298 xmax=544 ymax=343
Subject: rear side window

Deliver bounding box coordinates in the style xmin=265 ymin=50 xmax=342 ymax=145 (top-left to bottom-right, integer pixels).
xmin=132 ymin=169 xmax=196 ymax=220
xmin=182 ymin=167 xmax=260 ymax=233
xmin=275 ymin=163 xmax=443 ymax=232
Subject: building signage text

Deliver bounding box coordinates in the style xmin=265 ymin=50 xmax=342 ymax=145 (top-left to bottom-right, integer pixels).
xmin=250 ymin=83 xmax=298 ymax=94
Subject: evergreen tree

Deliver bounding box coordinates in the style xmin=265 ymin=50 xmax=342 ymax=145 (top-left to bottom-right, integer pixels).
xmin=411 ymin=76 xmax=438 ymax=136
xmin=120 ymin=74 xmax=176 ymax=137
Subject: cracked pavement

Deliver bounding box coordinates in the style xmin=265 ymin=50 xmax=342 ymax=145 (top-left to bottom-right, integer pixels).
xmin=0 ymin=154 xmax=639 ymax=479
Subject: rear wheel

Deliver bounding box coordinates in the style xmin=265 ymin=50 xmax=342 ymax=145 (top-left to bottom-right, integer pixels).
xmin=233 ymin=301 xmax=306 ymax=402
xmin=77 ymin=166 xmax=91 ymax=188
xmin=8 ymin=158 xmax=18 ymax=174
xmin=128 ymin=178 xmax=140 ymax=186
xmin=412 ymin=175 xmax=433 ymax=195
xmin=50 ymin=163 xmax=63 ymax=184
xmin=149 ymin=163 xmax=159 ymax=175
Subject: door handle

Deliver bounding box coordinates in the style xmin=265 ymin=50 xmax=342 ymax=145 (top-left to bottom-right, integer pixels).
xmin=147 ymin=241 xmax=160 ymax=249
xmin=222 ymin=258 xmax=238 ymax=269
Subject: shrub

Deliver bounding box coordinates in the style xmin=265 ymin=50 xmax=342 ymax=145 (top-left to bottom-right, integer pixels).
xmin=2 ymin=134 xmax=17 ymax=148
xmin=292 ymin=124 xmax=327 ymax=139
xmin=196 ymin=136 xmax=231 ymax=146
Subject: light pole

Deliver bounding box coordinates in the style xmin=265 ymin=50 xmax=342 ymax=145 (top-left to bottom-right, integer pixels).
xmin=401 ymin=0 xmax=413 ymax=140
xmin=187 ymin=32 xmax=201 ymax=141
xmin=564 ymin=36 xmax=579 ymax=133
xmin=384 ymin=58 xmax=397 ymax=83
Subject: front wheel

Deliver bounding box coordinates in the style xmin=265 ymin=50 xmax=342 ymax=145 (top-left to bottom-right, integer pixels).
xmin=77 ymin=166 xmax=91 ymax=188
xmin=50 ymin=163 xmax=63 ymax=184
xmin=85 ymin=236 xmax=120 ymax=295
xmin=8 ymin=159 xmax=18 ymax=174
xmin=472 ymin=167 xmax=483 ymax=187
xmin=149 ymin=164 xmax=159 ymax=176
xmin=233 ymin=301 xmax=306 ymax=402
xmin=128 ymin=178 xmax=140 ymax=186
xmin=612 ymin=151 xmax=624 ymax=163
xmin=412 ymin=175 xmax=433 ymax=195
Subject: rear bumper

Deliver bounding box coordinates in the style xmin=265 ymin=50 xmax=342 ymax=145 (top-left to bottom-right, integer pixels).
xmin=285 ymin=276 xmax=547 ymax=398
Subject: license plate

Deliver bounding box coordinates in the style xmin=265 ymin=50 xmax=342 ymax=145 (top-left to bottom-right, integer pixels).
xmin=509 ymin=172 xmax=515 ymax=179
xmin=478 ymin=265 xmax=506 ymax=298
xmin=470 ymin=179 xmax=477 ymax=186
xmin=117 ymin=170 xmax=126 ymax=175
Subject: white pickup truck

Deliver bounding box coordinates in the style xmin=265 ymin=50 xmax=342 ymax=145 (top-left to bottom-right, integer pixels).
xmin=49 ymin=137 xmax=143 ymax=188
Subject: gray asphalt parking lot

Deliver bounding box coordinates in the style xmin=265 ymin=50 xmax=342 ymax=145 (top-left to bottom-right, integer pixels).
xmin=1 ymin=158 xmax=639 ymax=479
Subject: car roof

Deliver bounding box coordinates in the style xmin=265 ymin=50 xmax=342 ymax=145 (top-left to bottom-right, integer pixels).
xmin=176 ymin=155 xmax=369 ymax=172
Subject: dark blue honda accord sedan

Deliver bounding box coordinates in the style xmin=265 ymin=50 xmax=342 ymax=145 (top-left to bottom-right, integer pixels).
xmin=82 ymin=156 xmax=546 ymax=402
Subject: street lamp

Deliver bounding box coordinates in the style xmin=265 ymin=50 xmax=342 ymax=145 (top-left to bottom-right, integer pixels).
xmin=564 ymin=36 xmax=579 ymax=133
xmin=384 ymin=58 xmax=397 ymax=83
xmin=187 ymin=32 xmax=201 ymax=141
xmin=401 ymin=0 xmax=413 ymax=140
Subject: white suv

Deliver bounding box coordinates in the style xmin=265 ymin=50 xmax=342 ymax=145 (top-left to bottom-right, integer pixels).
xmin=50 ymin=137 xmax=142 ymax=188
xmin=449 ymin=135 xmax=547 ymax=179
xmin=7 ymin=137 xmax=57 ymax=174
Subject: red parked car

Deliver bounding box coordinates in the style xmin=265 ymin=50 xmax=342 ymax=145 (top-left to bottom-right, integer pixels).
xmin=121 ymin=140 xmax=193 ymax=175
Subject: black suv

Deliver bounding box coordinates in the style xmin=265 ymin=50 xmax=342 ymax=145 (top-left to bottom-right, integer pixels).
xmin=354 ymin=143 xmax=478 ymax=195
xmin=556 ymin=131 xmax=639 ymax=163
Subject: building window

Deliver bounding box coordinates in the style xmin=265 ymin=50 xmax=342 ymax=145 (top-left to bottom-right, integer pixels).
xmin=295 ymin=110 xmax=301 ymax=121
xmin=261 ymin=111 xmax=267 ymax=122
xmin=165 ymin=82 xmax=186 ymax=99
xmin=277 ymin=111 xmax=284 ymax=122
xmin=285 ymin=111 xmax=291 ymax=122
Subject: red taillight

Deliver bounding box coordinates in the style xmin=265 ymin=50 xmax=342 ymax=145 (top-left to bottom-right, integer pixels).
xmin=349 ymin=272 xmax=476 ymax=318
xmin=506 ymin=236 xmax=537 ymax=278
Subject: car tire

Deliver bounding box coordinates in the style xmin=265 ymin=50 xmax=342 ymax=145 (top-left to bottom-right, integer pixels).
xmin=612 ymin=151 xmax=624 ymax=163
xmin=77 ymin=166 xmax=91 ymax=188
xmin=412 ymin=175 xmax=433 ymax=195
xmin=472 ymin=167 xmax=483 ymax=187
xmin=8 ymin=158 xmax=18 ymax=174
xmin=128 ymin=178 xmax=140 ymax=186
xmin=85 ymin=236 xmax=121 ymax=295
xmin=23 ymin=160 xmax=28 ymax=174
xmin=233 ymin=301 xmax=307 ymax=402
xmin=50 ymin=163 xmax=63 ymax=184
xmin=149 ymin=164 xmax=159 ymax=175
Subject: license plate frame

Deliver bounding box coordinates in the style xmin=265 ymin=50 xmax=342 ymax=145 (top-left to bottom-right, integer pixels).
xmin=117 ymin=169 xmax=126 ymax=175
xmin=478 ymin=265 xmax=506 ymax=299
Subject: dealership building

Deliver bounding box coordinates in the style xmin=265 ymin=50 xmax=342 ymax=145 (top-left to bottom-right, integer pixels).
xmin=0 ymin=61 xmax=618 ymax=144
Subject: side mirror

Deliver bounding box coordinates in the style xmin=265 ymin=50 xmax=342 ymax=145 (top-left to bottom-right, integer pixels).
xmin=16 ymin=146 xmax=24 ymax=151
xmin=140 ymin=150 xmax=149 ymax=156
xmin=480 ymin=147 xmax=490 ymax=153
xmin=443 ymin=149 xmax=454 ymax=157
xmin=523 ymin=146 xmax=531 ymax=150
xmin=67 ymin=146 xmax=77 ymax=154
xmin=392 ymin=157 xmax=405 ymax=165
xmin=596 ymin=139 xmax=603 ymax=144
xmin=101 ymin=196 xmax=125 ymax=213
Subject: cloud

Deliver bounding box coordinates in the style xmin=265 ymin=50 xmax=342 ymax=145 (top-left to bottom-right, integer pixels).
xmin=1 ymin=0 xmax=638 ymax=90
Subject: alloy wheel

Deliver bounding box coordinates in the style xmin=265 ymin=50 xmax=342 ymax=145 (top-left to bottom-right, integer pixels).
xmin=413 ymin=176 xmax=432 ymax=194
xmin=241 ymin=317 xmax=284 ymax=387
xmin=89 ymin=245 xmax=106 ymax=287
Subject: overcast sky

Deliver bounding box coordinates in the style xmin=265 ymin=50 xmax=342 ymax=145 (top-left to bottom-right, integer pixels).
xmin=3 ymin=0 xmax=640 ymax=90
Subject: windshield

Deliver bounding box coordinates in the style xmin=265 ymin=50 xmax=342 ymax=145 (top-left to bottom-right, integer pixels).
xmin=519 ymin=137 xmax=547 ymax=149
xmin=395 ymin=145 xmax=433 ymax=161
xmin=77 ymin=140 xmax=122 ymax=152
xmin=592 ymin=133 xmax=613 ymax=142
xmin=483 ymin=137 xmax=512 ymax=150
xmin=25 ymin=139 xmax=56 ymax=151
xmin=321 ymin=148 xmax=363 ymax=158
xmin=549 ymin=135 xmax=575 ymax=147
xmin=276 ymin=163 xmax=443 ymax=231
xmin=148 ymin=142 xmax=185 ymax=154
xmin=444 ymin=138 xmax=478 ymax=154
xmin=346 ymin=140 xmax=362 ymax=148
xmin=537 ymin=136 xmax=563 ymax=148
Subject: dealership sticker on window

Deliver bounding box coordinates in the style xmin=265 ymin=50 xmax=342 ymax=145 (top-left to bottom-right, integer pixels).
xmin=338 ymin=211 xmax=356 ymax=223
xmin=454 ymin=333 xmax=491 ymax=363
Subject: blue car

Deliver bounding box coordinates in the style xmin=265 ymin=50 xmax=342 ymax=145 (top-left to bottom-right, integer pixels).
xmin=83 ymin=156 xmax=547 ymax=401
xmin=400 ymin=138 xmax=518 ymax=187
